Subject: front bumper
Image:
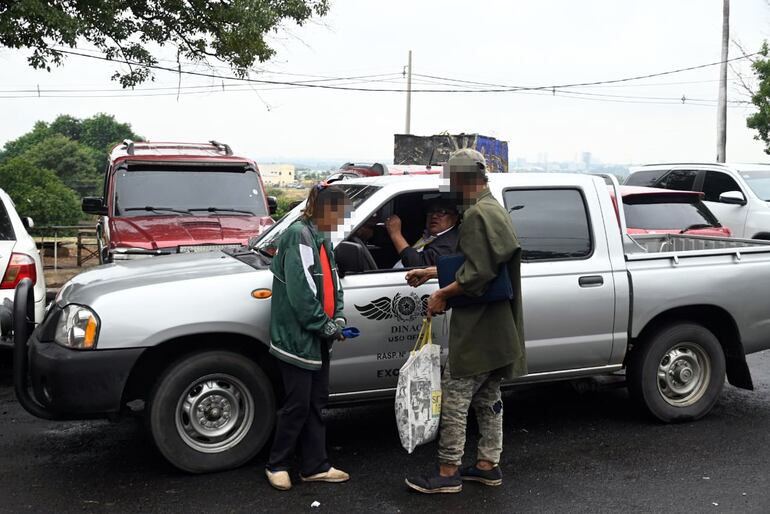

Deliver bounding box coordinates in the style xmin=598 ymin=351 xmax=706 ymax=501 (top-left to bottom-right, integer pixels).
xmin=26 ymin=328 xmax=144 ymax=417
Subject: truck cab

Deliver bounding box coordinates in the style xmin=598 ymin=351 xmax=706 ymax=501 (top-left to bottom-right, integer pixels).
xmin=82 ymin=140 xmax=275 ymax=263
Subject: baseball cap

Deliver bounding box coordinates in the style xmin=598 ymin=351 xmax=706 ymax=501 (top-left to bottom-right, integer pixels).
xmin=443 ymin=148 xmax=487 ymax=178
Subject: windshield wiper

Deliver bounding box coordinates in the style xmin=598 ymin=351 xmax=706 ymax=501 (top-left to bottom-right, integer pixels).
xmin=189 ymin=207 xmax=256 ymax=215
xmin=124 ymin=206 xmax=192 ymax=215
xmin=680 ymin=223 xmax=714 ymax=233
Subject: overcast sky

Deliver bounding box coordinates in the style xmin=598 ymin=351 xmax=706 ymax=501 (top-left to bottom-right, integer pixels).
xmin=2 ymin=0 xmax=770 ymax=165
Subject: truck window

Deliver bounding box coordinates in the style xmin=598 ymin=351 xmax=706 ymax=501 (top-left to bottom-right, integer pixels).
xmin=702 ymin=171 xmax=742 ymax=202
xmin=0 ymin=201 xmax=15 ymax=240
xmin=113 ymin=164 xmax=268 ymax=217
xmin=503 ymin=188 xmax=592 ymax=261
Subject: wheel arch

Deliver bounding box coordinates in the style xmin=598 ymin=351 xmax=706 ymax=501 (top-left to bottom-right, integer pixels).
xmin=121 ymin=332 xmax=279 ymax=409
xmin=630 ymin=304 xmax=753 ymax=390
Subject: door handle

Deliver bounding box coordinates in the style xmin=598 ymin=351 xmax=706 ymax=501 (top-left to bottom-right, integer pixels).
xmin=579 ymin=275 xmax=604 ymax=287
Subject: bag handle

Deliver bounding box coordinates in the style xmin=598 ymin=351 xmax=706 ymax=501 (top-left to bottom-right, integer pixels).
xmin=411 ymin=318 xmax=432 ymax=353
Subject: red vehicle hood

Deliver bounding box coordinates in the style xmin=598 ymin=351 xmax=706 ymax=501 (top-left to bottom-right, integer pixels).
xmin=109 ymin=215 xmax=274 ymax=250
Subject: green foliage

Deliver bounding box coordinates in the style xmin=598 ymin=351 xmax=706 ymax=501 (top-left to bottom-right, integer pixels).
xmin=1 ymin=113 xmax=141 ymax=194
xmin=747 ymin=42 xmax=770 ymax=154
xmin=0 ymin=157 xmax=81 ymax=226
xmin=20 ymin=134 xmax=102 ymax=196
xmin=0 ymin=0 xmax=330 ymax=87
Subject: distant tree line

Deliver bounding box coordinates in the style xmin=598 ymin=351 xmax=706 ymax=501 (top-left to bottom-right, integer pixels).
xmin=0 ymin=114 xmax=140 ymax=226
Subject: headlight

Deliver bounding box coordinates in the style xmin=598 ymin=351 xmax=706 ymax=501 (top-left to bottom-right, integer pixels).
xmin=111 ymin=248 xmax=160 ymax=260
xmin=54 ymin=305 xmax=100 ymax=349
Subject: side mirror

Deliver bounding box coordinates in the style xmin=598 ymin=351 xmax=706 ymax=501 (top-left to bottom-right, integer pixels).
xmin=267 ymin=196 xmax=278 ymax=216
xmin=718 ymin=190 xmax=746 ymax=205
xmin=22 ymin=217 xmax=34 ymax=230
xmin=82 ymin=197 xmax=107 ymax=215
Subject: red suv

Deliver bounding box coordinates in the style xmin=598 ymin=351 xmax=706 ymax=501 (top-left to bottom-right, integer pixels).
xmin=82 ymin=140 xmax=275 ymax=263
xmin=609 ymin=186 xmax=731 ymax=237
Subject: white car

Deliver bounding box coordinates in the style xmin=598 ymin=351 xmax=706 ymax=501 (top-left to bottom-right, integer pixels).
xmin=626 ymin=163 xmax=770 ymax=240
xmin=0 ymin=188 xmax=46 ymax=346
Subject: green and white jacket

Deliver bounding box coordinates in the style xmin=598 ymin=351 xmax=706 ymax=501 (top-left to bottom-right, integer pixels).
xmin=269 ymin=219 xmax=346 ymax=370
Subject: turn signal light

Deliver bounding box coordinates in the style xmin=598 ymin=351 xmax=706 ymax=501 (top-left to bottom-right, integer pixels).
xmin=251 ymin=289 xmax=272 ymax=299
xmin=0 ymin=253 xmax=36 ymax=289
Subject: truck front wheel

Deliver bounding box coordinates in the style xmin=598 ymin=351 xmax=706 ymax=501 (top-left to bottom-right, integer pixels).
xmin=627 ymin=323 xmax=725 ymax=422
xmin=147 ymin=350 xmax=276 ymax=473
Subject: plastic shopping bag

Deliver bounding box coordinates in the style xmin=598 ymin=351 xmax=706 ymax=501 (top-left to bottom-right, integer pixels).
xmin=395 ymin=318 xmax=442 ymax=453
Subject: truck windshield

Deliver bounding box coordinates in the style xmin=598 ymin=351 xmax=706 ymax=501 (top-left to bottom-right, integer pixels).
xmin=739 ymin=169 xmax=770 ymax=201
xmin=114 ymin=164 xmax=268 ymax=217
xmin=254 ymin=183 xmax=380 ymax=256
xmin=623 ymin=195 xmax=719 ymax=230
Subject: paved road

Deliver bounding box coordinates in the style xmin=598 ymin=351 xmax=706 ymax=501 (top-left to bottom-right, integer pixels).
xmin=1 ymin=352 xmax=770 ymax=514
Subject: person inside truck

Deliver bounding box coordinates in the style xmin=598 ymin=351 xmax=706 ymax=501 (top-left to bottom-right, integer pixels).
xmin=384 ymin=198 xmax=460 ymax=268
xmin=265 ymin=183 xmax=351 ymax=491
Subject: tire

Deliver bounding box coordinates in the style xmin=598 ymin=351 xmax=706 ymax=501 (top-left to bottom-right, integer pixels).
xmin=147 ymin=350 xmax=276 ymax=473
xmin=627 ymin=323 xmax=725 ymax=423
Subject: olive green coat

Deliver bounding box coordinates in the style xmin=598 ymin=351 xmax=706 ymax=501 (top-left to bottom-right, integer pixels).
xmin=449 ymin=188 xmax=527 ymax=380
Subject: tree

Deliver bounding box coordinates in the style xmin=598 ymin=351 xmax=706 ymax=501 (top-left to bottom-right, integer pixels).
xmin=0 ymin=157 xmax=81 ymax=226
xmin=20 ymin=135 xmax=102 ymax=196
xmin=747 ymin=43 xmax=770 ymax=154
xmin=0 ymin=0 xmax=330 ymax=87
xmin=1 ymin=113 xmax=141 ymax=189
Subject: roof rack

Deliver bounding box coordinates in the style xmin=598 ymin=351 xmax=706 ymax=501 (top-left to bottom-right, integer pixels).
xmin=209 ymin=140 xmax=233 ymax=156
xmin=122 ymin=139 xmax=135 ymax=155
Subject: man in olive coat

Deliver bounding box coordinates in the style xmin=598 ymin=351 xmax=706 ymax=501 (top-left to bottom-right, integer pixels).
xmin=405 ymin=148 xmax=526 ymax=494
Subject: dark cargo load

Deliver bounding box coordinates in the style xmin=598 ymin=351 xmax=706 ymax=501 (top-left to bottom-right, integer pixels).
xmin=393 ymin=133 xmax=509 ymax=173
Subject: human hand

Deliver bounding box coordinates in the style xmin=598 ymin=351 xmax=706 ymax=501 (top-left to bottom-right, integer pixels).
xmin=427 ymin=290 xmax=447 ymax=316
xmin=406 ymin=267 xmax=435 ymax=288
xmin=385 ymin=215 xmax=402 ymax=235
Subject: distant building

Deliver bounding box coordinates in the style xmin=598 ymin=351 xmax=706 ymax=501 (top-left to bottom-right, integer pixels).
xmin=258 ymin=163 xmax=295 ymax=187
xmin=582 ymin=152 xmax=592 ymax=170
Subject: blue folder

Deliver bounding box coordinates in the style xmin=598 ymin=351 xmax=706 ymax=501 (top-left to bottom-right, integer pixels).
xmin=437 ymin=254 xmax=514 ymax=308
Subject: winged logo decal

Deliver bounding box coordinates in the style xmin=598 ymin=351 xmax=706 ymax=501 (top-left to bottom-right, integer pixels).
xmin=355 ymin=293 xmax=430 ymax=322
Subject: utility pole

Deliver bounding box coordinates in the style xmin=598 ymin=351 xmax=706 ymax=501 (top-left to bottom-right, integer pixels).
xmin=405 ymin=50 xmax=412 ymax=134
xmin=716 ymin=0 xmax=729 ymax=163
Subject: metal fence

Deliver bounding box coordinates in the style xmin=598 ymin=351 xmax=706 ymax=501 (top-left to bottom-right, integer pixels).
xmin=30 ymin=225 xmax=98 ymax=270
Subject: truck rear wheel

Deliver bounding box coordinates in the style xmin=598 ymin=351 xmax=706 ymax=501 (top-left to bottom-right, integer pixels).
xmin=627 ymin=323 xmax=725 ymax=422
xmin=147 ymin=350 xmax=275 ymax=473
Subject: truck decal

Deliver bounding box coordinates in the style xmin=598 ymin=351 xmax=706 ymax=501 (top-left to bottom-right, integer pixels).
xmin=355 ymin=293 xmax=429 ymax=322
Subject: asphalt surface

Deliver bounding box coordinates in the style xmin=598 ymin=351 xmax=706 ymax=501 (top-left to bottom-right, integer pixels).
xmin=1 ymin=352 xmax=770 ymax=514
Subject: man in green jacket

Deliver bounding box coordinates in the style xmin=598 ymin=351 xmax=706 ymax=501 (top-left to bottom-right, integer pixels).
xmin=406 ymin=149 xmax=526 ymax=494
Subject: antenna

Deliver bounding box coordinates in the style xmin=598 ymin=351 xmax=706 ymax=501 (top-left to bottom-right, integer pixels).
xmin=122 ymin=139 xmax=135 ymax=155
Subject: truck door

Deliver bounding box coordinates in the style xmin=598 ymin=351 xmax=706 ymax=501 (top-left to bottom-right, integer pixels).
xmin=330 ymin=190 xmax=450 ymax=396
xmin=502 ymin=187 xmax=615 ymax=373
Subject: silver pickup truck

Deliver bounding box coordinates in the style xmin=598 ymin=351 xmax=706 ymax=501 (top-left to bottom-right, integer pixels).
xmin=12 ymin=173 xmax=770 ymax=473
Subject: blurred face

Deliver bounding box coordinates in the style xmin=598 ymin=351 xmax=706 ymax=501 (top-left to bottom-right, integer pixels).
xmin=316 ymin=199 xmax=348 ymax=233
xmin=425 ymin=208 xmax=459 ymax=235
xmin=450 ymin=172 xmax=486 ymax=199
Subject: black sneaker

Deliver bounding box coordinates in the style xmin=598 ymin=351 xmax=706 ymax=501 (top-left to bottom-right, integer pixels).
xmin=460 ymin=465 xmax=503 ymax=486
xmin=405 ymin=470 xmax=462 ymax=494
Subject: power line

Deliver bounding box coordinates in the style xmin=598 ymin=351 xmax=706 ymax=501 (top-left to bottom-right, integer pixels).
xmin=47 ymin=47 xmax=758 ymax=94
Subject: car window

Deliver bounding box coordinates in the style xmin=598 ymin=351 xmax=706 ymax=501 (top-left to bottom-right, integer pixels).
xmin=702 ymin=171 xmax=741 ymax=202
xmin=623 ymin=195 xmax=719 ymax=230
xmin=0 ymin=201 xmax=15 ymax=240
xmin=625 ymin=169 xmax=668 ymax=187
xmin=503 ymin=188 xmax=592 ymax=261
xmin=657 ymin=170 xmax=698 ymax=191
xmin=254 ymin=184 xmax=381 ymax=255
xmin=739 ymin=169 xmax=770 ymax=200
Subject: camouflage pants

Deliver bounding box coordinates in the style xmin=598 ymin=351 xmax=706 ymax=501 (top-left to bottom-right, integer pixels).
xmin=437 ymin=361 xmax=504 ymax=466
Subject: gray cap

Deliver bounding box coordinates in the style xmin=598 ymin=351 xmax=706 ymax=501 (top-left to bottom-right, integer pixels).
xmin=445 ymin=148 xmax=486 ymax=173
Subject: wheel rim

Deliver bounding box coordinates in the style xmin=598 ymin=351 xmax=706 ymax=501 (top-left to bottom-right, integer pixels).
xmin=175 ymin=373 xmax=254 ymax=453
xmin=656 ymin=342 xmax=711 ymax=407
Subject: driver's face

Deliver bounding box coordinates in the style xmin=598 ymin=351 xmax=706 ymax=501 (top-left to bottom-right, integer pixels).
xmin=426 ymin=210 xmax=458 ymax=236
